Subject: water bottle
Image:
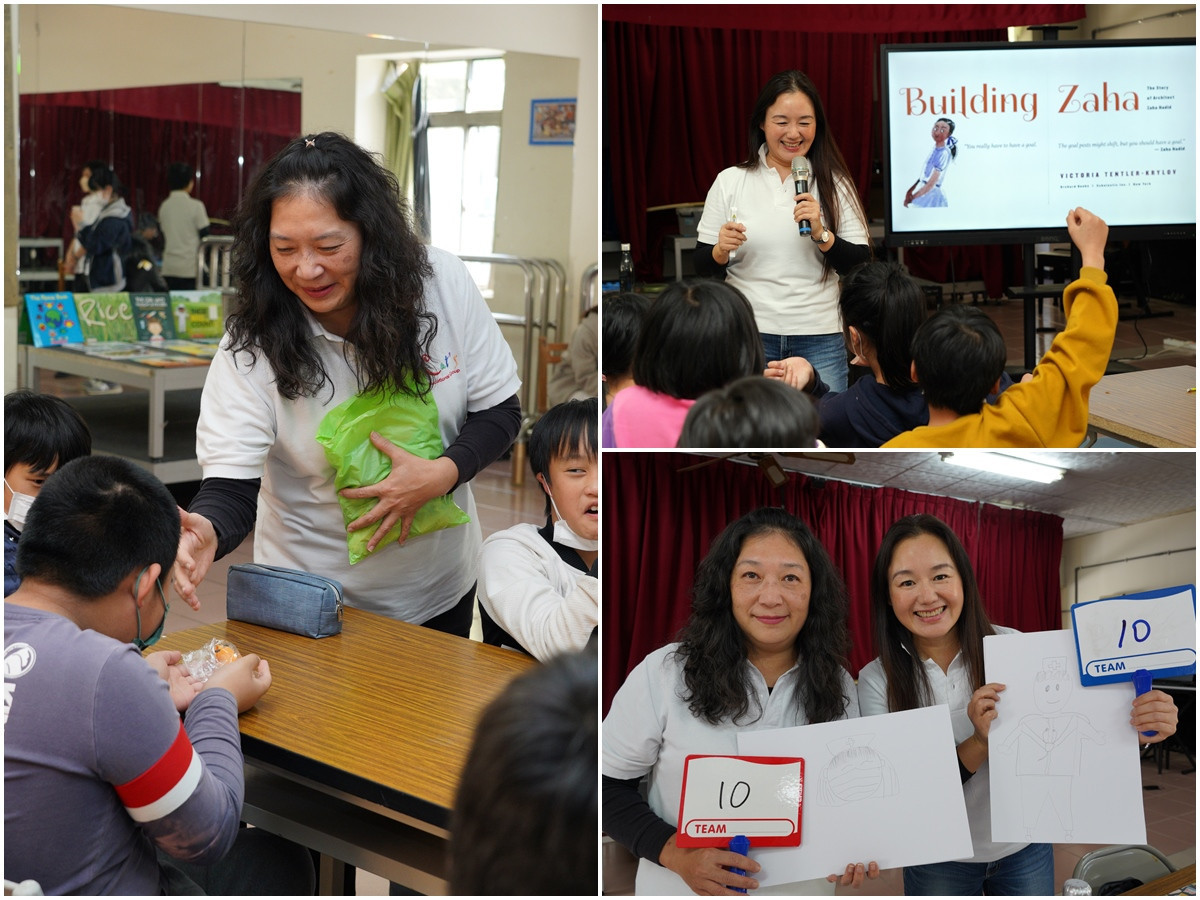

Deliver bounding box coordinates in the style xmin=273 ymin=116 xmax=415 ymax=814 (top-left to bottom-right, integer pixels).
xmin=1063 ymin=878 xmax=1092 ymax=895
xmin=618 ymin=243 xmax=635 ymax=293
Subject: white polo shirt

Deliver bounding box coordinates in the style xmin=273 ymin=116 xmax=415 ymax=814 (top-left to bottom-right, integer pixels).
xmin=696 ymin=146 xmax=869 ymax=336
xmin=604 ymin=643 xmax=858 ymax=894
xmin=856 ymin=625 xmax=1025 ymax=864
xmin=196 ymin=246 xmax=520 ymax=622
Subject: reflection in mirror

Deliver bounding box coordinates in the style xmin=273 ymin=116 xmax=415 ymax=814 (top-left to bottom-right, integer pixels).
xmin=19 ymin=83 xmax=300 ymax=251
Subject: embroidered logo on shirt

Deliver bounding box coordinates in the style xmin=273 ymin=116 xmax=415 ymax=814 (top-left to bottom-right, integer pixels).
xmin=423 ymin=351 xmax=462 ymax=386
xmin=3 ymin=642 xmax=37 ymax=725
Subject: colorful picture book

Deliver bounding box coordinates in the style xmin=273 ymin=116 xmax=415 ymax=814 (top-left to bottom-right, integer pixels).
xmin=25 ymin=293 xmax=85 ymax=346
xmin=130 ymin=293 xmax=177 ymax=342
xmin=22 ymin=291 xmax=227 ymax=345
xmin=75 ymin=293 xmax=139 ymax=343
xmin=167 ymin=291 xmax=226 ymax=339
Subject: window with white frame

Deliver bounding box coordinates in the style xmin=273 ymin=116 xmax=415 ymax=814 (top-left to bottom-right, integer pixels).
xmin=423 ymin=57 xmax=505 ymax=290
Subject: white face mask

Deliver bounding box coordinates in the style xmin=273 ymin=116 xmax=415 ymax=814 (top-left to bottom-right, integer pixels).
xmin=547 ymin=493 xmax=598 ymax=553
xmin=4 ymin=480 xmax=36 ymax=532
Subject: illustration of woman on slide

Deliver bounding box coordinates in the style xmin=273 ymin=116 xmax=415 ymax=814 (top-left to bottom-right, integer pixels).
xmin=904 ymin=118 xmax=957 ymax=208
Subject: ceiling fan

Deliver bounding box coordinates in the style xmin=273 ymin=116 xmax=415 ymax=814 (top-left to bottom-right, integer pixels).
xmin=677 ymin=451 xmax=856 ymax=487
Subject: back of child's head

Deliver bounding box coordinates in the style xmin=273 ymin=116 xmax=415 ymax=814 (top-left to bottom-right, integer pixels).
xmin=450 ymin=648 xmax=597 ymax=895
xmin=17 ymin=456 xmax=178 ymax=599
xmin=601 ymin=292 xmax=651 ymax=380
xmin=4 ymin=390 xmax=92 ymax=476
xmin=632 ymin=279 xmax=764 ymax=399
xmin=678 ymin=376 xmax=819 ymax=448
xmin=910 ymin=306 xmax=1007 ymax=416
xmin=167 ymin=161 xmax=194 ymax=192
xmin=839 ymin=261 xmax=925 ymax=391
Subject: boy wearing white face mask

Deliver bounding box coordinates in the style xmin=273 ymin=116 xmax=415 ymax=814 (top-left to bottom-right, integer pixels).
xmin=478 ymin=398 xmax=598 ymax=660
xmin=4 ymin=390 xmax=92 ymax=596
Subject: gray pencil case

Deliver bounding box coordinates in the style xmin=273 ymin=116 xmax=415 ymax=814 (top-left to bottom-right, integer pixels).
xmin=226 ymin=563 xmax=344 ymax=639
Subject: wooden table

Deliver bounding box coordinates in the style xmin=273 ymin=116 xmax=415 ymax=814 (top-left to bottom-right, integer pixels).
xmin=1088 ymin=365 xmax=1196 ymax=448
xmin=157 ymin=609 xmax=535 ymax=894
xmin=1121 ymin=862 xmax=1196 ymax=895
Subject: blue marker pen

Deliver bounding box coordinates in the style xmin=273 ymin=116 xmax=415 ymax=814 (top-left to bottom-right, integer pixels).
xmin=727 ymin=834 xmax=751 ymax=894
xmin=1132 ymin=669 xmax=1158 ymax=738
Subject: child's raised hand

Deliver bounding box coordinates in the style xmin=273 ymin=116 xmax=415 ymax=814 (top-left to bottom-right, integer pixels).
xmin=1065 ymin=207 xmax=1108 ymax=271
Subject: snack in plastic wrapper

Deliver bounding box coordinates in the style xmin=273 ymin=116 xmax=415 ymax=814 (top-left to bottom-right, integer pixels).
xmin=181 ymin=638 xmax=240 ymax=682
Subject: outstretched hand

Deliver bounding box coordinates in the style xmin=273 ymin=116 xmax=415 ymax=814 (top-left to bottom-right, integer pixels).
xmin=339 ymin=432 xmax=459 ymax=551
xmin=175 ymin=507 xmax=217 ymax=611
xmin=764 ymin=357 xmax=814 ymax=391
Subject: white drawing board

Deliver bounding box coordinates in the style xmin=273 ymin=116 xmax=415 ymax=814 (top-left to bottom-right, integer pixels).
xmin=985 ymin=629 xmax=1147 ymax=844
xmin=727 ymin=705 xmax=973 ymax=887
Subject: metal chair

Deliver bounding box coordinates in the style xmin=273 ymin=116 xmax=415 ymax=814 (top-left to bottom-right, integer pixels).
xmin=1071 ymin=844 xmax=1175 ymax=894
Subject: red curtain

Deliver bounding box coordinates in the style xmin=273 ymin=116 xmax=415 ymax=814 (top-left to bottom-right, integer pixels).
xmin=601 ymin=453 xmax=1064 ymax=714
xmin=604 ymin=4 xmax=1083 ymax=292
xmin=20 ymin=85 xmax=300 ymax=244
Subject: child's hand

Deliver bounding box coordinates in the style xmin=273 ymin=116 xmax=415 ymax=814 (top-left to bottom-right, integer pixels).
xmin=1065 ymin=207 xmax=1108 ymax=271
xmin=764 ymin=357 xmax=813 ymax=391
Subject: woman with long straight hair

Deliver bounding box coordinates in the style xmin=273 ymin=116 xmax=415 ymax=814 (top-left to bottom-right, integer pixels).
xmin=694 ymin=70 xmax=872 ymax=391
xmin=859 ymin=513 xmax=1178 ymax=895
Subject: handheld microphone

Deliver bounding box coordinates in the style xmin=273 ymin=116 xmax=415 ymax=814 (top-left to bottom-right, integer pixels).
xmin=791 ymin=156 xmax=812 ymax=235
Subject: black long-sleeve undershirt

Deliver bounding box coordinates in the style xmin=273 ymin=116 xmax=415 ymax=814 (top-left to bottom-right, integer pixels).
xmin=602 ymin=775 xmax=676 ymax=865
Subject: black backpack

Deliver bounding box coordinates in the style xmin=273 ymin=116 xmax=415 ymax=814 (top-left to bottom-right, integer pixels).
xmin=124 ymin=234 xmax=169 ymax=293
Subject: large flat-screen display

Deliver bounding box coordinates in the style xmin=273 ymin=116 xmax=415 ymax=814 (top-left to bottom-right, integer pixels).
xmin=881 ymin=39 xmax=1196 ymax=246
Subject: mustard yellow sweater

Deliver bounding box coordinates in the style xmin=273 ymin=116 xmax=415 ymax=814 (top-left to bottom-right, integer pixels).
xmin=884 ymin=268 xmax=1117 ymax=448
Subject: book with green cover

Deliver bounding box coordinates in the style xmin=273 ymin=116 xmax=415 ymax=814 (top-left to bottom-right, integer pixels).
xmin=130 ymin=293 xmax=177 ymax=342
xmin=168 ymin=291 xmax=226 ymax=339
xmin=75 ymin=292 xmax=138 ymax=343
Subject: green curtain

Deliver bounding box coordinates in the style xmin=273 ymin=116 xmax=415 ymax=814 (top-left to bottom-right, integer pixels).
xmin=383 ymin=61 xmax=421 ymax=202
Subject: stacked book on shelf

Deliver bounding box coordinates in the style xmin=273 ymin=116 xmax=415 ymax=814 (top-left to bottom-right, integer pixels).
xmin=22 ymin=291 xmax=225 ymax=366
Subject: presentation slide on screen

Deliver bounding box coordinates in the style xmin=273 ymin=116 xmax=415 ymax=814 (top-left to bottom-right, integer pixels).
xmin=885 ymin=43 xmax=1196 ymax=236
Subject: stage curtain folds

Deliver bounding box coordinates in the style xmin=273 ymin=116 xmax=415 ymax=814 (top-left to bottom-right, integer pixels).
xmin=20 ymin=85 xmax=300 ymax=242
xmin=604 ymin=4 xmax=1084 ymax=292
xmin=601 ymin=453 xmax=1065 ymax=714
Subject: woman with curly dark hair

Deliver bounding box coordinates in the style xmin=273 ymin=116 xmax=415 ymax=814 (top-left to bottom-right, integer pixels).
xmin=603 ymin=507 xmax=878 ymax=895
xmin=173 ymin=132 xmax=520 ymax=634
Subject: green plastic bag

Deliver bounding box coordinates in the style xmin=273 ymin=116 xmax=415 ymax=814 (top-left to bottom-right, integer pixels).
xmin=315 ymin=383 xmax=469 ymax=564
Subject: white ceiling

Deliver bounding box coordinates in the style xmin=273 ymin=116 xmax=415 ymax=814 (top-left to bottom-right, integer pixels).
xmin=703 ymin=451 xmax=1196 ymax=540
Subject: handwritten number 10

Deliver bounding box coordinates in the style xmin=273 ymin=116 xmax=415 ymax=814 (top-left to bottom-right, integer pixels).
xmin=719 ymin=780 xmax=750 ymax=809
xmin=1118 ymin=618 xmax=1151 ymax=648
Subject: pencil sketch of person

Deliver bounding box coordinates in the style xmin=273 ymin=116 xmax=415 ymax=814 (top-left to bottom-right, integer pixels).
xmin=999 ymin=657 xmax=1105 ymax=839
xmin=817 ymin=734 xmax=899 ymax=805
